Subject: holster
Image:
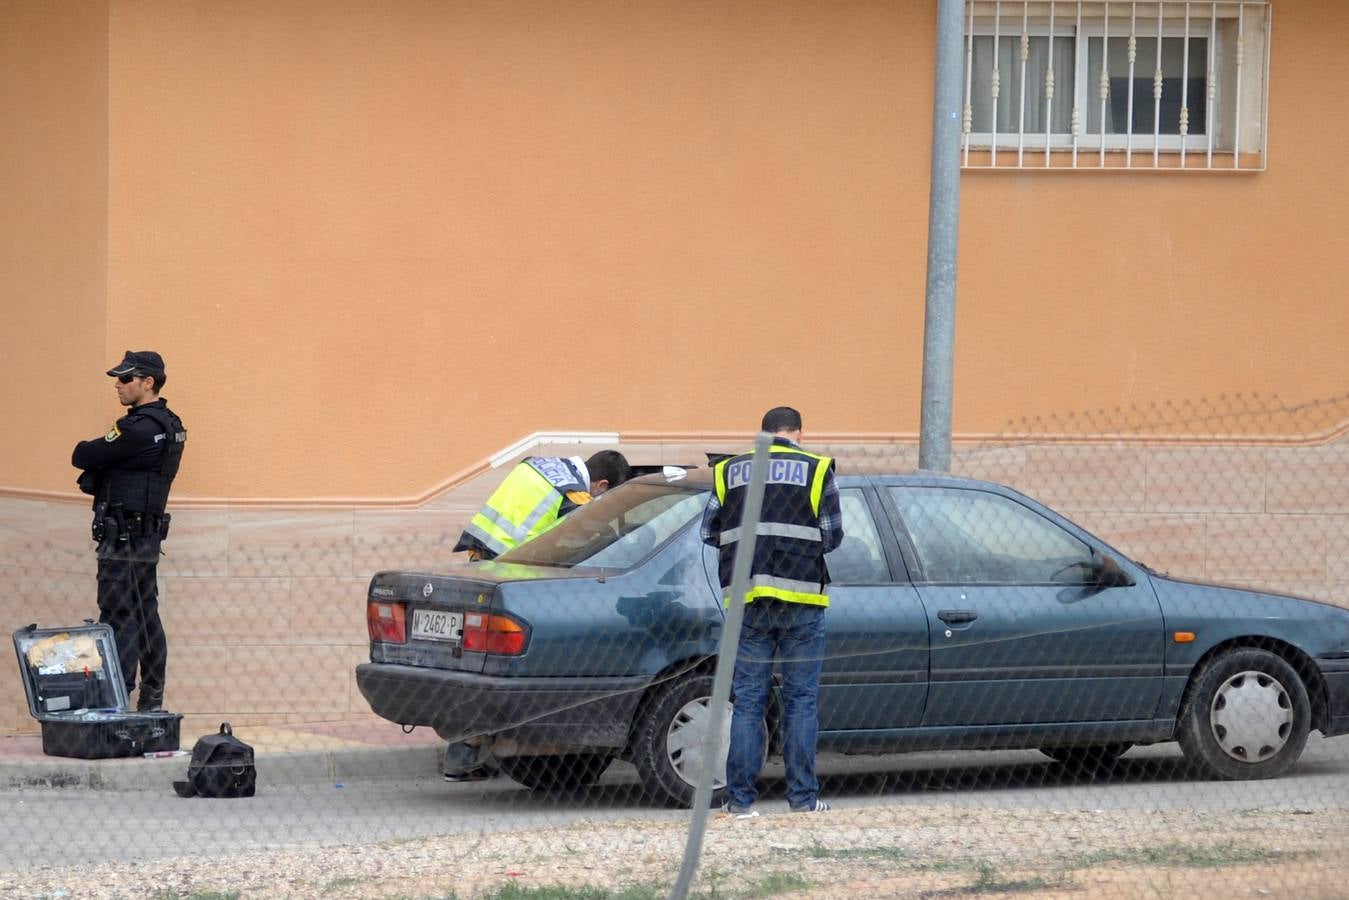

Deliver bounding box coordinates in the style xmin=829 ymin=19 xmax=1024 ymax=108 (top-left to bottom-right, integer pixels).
xmin=91 ymin=502 xmax=115 ymax=544
xmin=94 ymin=506 xmax=132 ymax=559
xmin=94 ymin=504 xmax=165 ymax=562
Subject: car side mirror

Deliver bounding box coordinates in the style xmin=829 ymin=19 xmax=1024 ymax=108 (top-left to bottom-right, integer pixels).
xmin=1091 ymin=550 xmax=1135 ymax=589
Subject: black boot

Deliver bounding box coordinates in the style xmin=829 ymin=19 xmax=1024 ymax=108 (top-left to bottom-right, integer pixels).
xmin=136 ymin=688 xmax=163 ymax=712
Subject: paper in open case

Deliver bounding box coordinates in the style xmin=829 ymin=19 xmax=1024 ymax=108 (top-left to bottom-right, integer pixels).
xmin=12 ymin=622 xmax=181 ymax=759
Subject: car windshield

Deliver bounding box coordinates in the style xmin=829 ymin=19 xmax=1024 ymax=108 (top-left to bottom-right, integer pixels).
xmin=496 ymin=481 xmax=707 ymax=569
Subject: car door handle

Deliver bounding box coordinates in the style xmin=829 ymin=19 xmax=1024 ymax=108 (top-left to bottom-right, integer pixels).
xmin=938 ymin=610 xmax=978 ymax=625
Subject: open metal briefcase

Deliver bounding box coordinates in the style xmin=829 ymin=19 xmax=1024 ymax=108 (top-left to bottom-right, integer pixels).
xmin=13 ymin=622 xmax=181 ymax=759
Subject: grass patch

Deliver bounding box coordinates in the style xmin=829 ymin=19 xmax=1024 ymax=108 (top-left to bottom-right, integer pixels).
xmin=961 ymin=874 xmax=1067 ymax=896
xmin=479 ymin=884 xmax=665 ymax=900
xmin=739 ymin=870 xmax=810 ymax=897
xmin=794 ymin=841 xmax=977 ymax=874
xmin=1065 ymin=842 xmax=1311 ymax=871
xmin=796 ymin=841 xmax=913 ymax=862
xmin=906 ymin=863 xmax=1073 ymax=895
xmin=906 ymin=859 xmax=980 ymax=874
xmin=964 ymin=861 xmax=1068 ymax=895
xmin=322 ymin=875 xmax=367 ymax=893
xmin=910 ymin=862 xmax=1073 ymax=897
xmin=691 ymin=864 xmax=730 ymax=899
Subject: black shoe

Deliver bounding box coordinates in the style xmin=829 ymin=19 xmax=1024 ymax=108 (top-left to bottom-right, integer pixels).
xmin=136 ymin=689 xmax=163 ymax=712
xmin=719 ymin=801 xmax=759 ymax=818
xmin=443 ymin=765 xmax=497 ymax=782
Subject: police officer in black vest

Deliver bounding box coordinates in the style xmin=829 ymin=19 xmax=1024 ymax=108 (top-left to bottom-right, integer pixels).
xmin=72 ymin=351 xmax=187 ymax=712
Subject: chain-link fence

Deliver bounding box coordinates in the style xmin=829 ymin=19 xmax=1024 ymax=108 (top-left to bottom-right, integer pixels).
xmin=2 ymin=393 xmax=1347 ymax=898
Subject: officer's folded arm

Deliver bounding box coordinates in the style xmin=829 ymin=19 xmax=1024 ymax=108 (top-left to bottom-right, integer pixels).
xmin=71 ymin=417 xmax=156 ymax=470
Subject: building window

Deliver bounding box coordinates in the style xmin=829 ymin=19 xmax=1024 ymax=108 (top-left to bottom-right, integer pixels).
xmin=962 ymin=1 xmax=1270 ymax=170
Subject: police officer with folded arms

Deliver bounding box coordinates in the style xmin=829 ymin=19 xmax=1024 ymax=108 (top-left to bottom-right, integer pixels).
xmin=72 ymin=351 xmax=187 ymax=712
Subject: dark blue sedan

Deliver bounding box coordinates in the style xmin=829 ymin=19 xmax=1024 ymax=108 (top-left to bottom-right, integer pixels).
xmin=356 ymin=469 xmax=1349 ymax=806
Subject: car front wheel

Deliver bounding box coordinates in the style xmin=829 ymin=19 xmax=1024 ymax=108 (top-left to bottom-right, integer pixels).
xmin=496 ymin=754 xmax=613 ymax=792
xmin=1176 ymin=648 xmax=1311 ymax=781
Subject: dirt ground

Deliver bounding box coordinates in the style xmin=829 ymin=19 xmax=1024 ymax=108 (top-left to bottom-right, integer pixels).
xmin=4 ymin=803 xmax=1347 ymax=899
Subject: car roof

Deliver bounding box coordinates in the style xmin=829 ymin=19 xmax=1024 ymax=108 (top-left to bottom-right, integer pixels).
xmin=626 ymin=465 xmax=1016 ymax=494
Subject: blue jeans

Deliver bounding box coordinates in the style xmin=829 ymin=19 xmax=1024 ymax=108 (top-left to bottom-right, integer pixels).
xmin=725 ymin=599 xmax=826 ymax=810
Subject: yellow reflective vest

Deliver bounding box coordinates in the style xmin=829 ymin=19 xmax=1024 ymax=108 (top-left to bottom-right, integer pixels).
xmin=455 ymin=456 xmax=591 ymax=559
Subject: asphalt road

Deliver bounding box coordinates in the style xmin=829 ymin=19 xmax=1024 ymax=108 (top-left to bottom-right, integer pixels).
xmin=3 ymin=737 xmax=1347 ymax=871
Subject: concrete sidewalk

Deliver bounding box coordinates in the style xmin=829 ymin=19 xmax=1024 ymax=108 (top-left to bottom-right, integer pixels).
xmin=0 ymin=717 xmax=444 ymax=792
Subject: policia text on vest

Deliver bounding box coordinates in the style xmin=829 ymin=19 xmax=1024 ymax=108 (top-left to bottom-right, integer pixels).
xmin=71 ymin=351 xmax=187 ymax=713
xmin=709 ymin=443 xmax=839 ymax=607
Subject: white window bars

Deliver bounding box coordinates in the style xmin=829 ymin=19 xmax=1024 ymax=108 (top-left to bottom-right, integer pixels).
xmin=961 ymin=1 xmax=1271 ymax=170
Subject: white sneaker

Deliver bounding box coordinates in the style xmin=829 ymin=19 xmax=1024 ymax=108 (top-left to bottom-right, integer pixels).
xmin=791 ymin=798 xmax=831 ymax=812
xmin=720 ymin=801 xmax=759 ymax=819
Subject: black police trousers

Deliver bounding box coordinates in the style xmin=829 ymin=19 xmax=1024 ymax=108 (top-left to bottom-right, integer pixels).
xmin=96 ymin=535 xmax=166 ymax=699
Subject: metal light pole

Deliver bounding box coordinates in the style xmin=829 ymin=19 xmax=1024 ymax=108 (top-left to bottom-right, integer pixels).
xmin=918 ymin=0 xmax=966 ymax=473
xmin=668 ymin=432 xmax=773 ymax=900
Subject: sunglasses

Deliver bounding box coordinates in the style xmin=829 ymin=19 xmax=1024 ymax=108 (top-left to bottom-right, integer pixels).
xmin=116 ymin=373 xmax=146 ymax=384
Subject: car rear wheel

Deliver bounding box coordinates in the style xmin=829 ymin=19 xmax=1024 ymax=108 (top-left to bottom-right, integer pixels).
xmin=1177 ymin=648 xmax=1311 ymax=781
xmin=632 ymin=672 xmax=774 ymax=808
xmin=1039 ymin=743 xmax=1133 ymax=769
xmin=631 ymin=673 xmax=737 ymax=808
xmin=496 ymin=754 xmax=613 ymax=792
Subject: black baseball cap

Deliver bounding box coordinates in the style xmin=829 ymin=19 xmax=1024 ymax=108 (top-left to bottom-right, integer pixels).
xmin=106 ymin=350 xmax=166 ymax=377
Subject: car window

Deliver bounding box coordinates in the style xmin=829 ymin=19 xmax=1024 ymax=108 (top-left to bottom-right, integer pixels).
xmin=888 ymin=486 xmax=1092 ymax=585
xmin=584 ymin=493 xmax=706 ymax=568
xmin=498 ymin=482 xmax=705 ymax=569
xmin=824 ymin=489 xmax=890 ymax=583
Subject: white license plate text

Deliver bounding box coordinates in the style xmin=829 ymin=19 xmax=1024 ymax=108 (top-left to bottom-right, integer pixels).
xmin=411 ymin=609 xmax=463 ymax=642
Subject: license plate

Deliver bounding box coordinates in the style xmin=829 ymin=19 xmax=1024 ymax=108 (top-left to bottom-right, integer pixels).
xmin=411 ymin=609 xmax=463 ymax=642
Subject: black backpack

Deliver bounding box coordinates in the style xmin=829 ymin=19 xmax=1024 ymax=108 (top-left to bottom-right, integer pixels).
xmin=173 ymin=722 xmax=256 ymax=798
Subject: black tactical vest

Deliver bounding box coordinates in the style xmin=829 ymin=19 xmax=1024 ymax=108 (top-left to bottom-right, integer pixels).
xmin=98 ymin=404 xmax=187 ymax=517
xmin=712 ymin=442 xmax=834 ymax=605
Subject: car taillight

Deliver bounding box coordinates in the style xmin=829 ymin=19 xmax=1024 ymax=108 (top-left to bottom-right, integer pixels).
xmin=367 ymin=602 xmax=406 ymax=643
xmin=461 ymin=612 xmax=526 ymax=655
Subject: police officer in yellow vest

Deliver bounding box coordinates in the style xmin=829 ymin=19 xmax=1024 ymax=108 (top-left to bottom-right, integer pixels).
xmin=701 ymin=407 xmax=843 ymax=815
xmin=442 ymin=448 xmax=630 ymax=780
xmin=453 ymin=450 xmax=632 ymax=560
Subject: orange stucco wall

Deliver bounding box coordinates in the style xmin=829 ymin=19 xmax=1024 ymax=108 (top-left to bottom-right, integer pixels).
xmin=1 ymin=0 xmax=109 ymax=496
xmin=2 ymin=0 xmax=1347 ymax=505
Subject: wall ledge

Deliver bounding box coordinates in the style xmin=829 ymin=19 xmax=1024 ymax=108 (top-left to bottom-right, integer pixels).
xmin=8 ymin=410 xmax=1345 ymax=510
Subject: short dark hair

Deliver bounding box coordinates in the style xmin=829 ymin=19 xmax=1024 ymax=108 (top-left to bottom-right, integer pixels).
xmin=144 ymin=371 xmax=166 ymax=392
xmin=586 ymin=450 xmax=631 ymax=488
xmin=760 ymin=406 xmax=802 ymax=434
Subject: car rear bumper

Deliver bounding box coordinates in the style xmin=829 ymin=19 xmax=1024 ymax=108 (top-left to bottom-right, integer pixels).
xmin=1317 ymin=658 xmax=1349 ymax=737
xmin=355 ymin=662 xmax=650 ymax=750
